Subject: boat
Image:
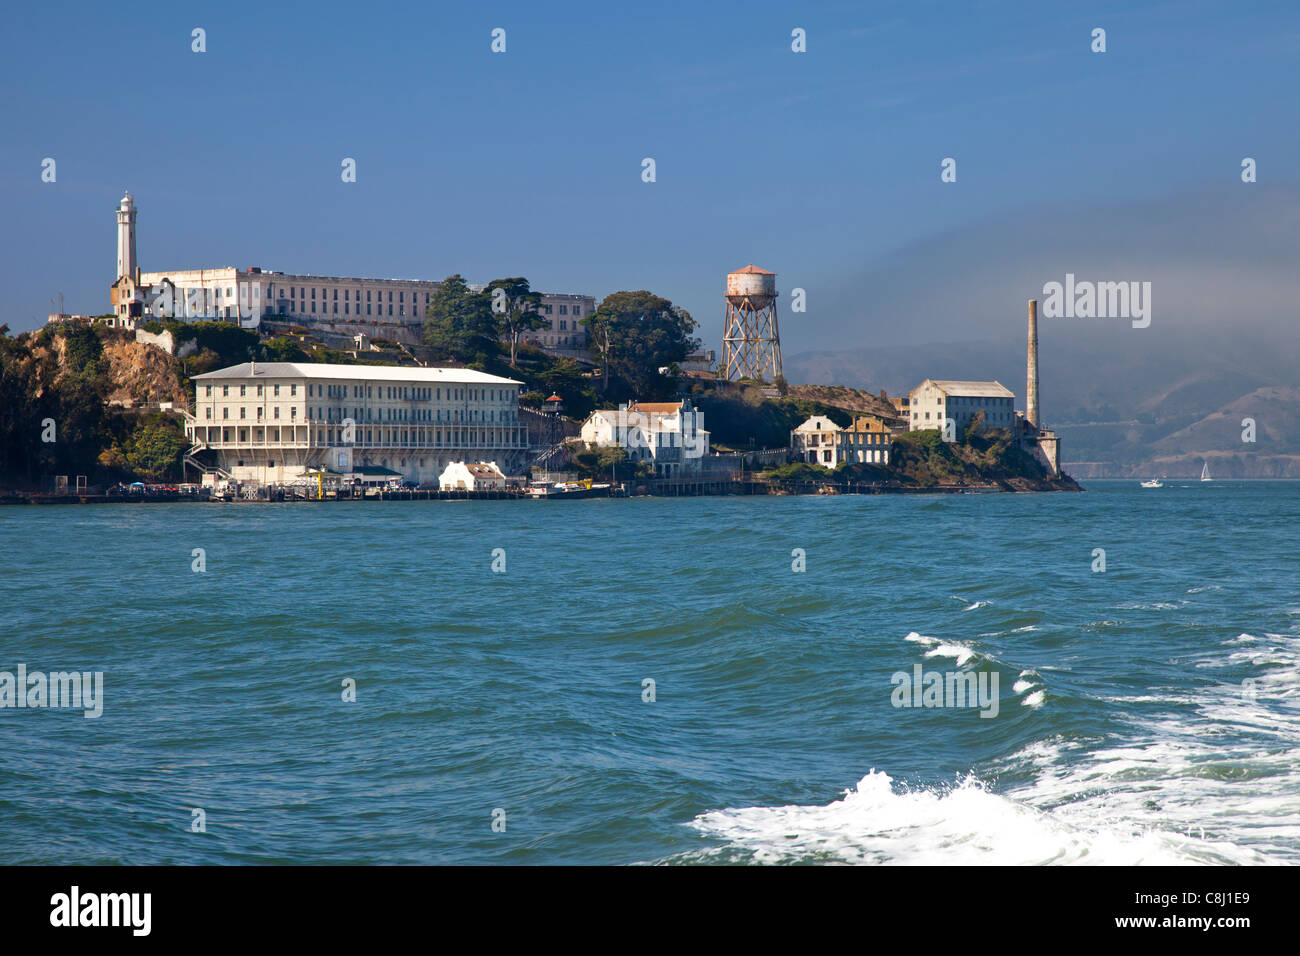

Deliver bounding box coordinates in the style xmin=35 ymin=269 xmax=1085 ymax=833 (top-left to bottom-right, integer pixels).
xmin=1201 ymin=462 xmax=1213 ymax=482
xmin=1139 ymin=478 xmax=1163 ymax=488
xmin=526 ymin=479 xmax=619 ymax=500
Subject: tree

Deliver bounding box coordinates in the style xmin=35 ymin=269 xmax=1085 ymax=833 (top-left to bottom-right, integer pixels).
xmin=570 ymin=445 xmax=653 ymax=482
xmin=486 ymin=277 xmax=544 ymax=367
xmin=582 ymin=290 xmax=699 ymax=400
xmin=422 ymin=275 xmax=501 ymax=367
xmin=124 ymin=416 xmax=188 ymax=481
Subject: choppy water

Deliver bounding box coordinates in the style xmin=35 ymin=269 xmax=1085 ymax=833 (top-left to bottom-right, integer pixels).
xmin=2 ymin=481 xmax=1297 ymax=865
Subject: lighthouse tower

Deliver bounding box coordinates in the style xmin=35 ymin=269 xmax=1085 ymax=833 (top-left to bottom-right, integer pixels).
xmin=116 ymin=191 xmax=137 ymax=280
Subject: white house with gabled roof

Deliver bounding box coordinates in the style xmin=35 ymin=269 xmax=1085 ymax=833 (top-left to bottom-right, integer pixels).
xmin=790 ymin=415 xmax=842 ymax=466
xmin=438 ymin=461 xmax=508 ymax=491
xmin=578 ymin=399 xmax=709 ymax=478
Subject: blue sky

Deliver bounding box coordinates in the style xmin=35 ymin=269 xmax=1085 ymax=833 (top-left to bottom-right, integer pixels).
xmin=3 ymin=0 xmax=1297 ymax=350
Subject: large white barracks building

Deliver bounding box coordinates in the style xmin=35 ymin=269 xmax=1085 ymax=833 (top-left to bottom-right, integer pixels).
xmin=185 ymin=362 xmax=528 ymax=487
xmin=108 ymin=192 xmax=594 ymax=354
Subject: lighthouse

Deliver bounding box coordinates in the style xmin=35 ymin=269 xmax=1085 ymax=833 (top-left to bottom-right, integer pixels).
xmin=116 ymin=191 xmax=137 ymax=281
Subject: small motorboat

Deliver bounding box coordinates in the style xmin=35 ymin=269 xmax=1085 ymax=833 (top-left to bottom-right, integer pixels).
xmin=1140 ymin=478 xmax=1164 ymax=488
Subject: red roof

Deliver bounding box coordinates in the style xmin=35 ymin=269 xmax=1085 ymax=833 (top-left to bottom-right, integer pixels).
xmin=732 ymin=264 xmax=775 ymax=275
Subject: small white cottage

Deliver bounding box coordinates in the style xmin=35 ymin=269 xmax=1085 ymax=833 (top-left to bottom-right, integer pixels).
xmin=438 ymin=461 xmax=507 ymax=491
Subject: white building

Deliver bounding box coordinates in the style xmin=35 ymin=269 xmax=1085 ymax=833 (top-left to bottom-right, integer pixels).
xmin=108 ymin=192 xmax=597 ymax=359
xmin=579 ymin=399 xmax=709 ymax=478
xmin=790 ymin=416 xmax=841 ymax=466
xmin=907 ymin=380 xmax=1016 ymax=435
xmin=438 ymin=461 xmax=507 ymax=491
xmin=114 ymin=259 xmax=445 ymax=330
xmin=184 ymin=362 xmax=528 ymax=487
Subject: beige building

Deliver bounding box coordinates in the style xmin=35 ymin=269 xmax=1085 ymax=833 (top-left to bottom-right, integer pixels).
xmin=908 ymin=380 xmax=1016 ymax=435
xmin=791 ymin=416 xmax=841 ymax=466
xmin=838 ymin=415 xmax=893 ymax=465
xmin=184 ymin=362 xmax=527 ymax=487
xmin=521 ymin=293 xmax=596 ymax=357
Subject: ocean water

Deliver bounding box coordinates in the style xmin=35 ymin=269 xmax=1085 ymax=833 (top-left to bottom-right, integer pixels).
xmin=1 ymin=480 xmax=1297 ymax=865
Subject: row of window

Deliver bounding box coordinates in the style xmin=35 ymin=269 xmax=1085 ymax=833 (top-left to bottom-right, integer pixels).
xmin=309 ymin=384 xmax=510 ymax=402
xmin=279 ymin=287 xmax=427 ymax=303
xmin=208 ymin=383 xmax=296 ymax=398
xmin=204 ymin=383 xmax=514 ymax=403
xmin=206 ymin=406 xmax=295 ymax=420
xmin=945 ymin=396 xmax=1012 ymax=406
xmin=912 ymin=410 xmax=1013 ymax=424
xmin=310 ymin=406 xmax=515 ymax=423
xmin=282 ymin=301 xmax=409 ymax=317
xmin=206 ymin=405 xmax=518 ymax=423
xmin=205 ymin=427 xmax=519 ymax=446
xmin=536 ymin=303 xmax=591 ymax=316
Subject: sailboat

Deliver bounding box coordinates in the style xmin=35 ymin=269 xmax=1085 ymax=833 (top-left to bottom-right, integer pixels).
xmin=1201 ymin=461 xmax=1213 ymax=482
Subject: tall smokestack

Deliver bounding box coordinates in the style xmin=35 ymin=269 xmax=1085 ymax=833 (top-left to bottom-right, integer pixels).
xmin=1026 ymin=298 xmax=1039 ymax=428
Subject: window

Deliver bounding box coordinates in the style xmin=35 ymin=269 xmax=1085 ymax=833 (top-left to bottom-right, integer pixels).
xmin=559 ymin=305 xmax=568 ymax=315
xmin=290 ymin=384 xmax=297 ymax=396
xmin=240 ymin=407 xmax=246 ymax=419
xmin=222 ymin=408 xmax=229 ymax=419
xmin=204 ymin=408 xmax=212 ymax=419
xmin=222 ymin=385 xmax=229 ymax=397
xmin=205 ymin=385 xmax=212 ymax=396
xmin=274 ymin=385 xmax=280 ymax=396
xmin=256 ymin=385 xmax=263 ymax=396
xmin=274 ymin=407 xmax=280 ymax=419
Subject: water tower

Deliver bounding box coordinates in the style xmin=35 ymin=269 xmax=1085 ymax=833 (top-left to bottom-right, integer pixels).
xmin=721 ymin=265 xmax=783 ymax=382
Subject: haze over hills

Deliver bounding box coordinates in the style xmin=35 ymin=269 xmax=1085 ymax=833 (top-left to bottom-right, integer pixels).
xmin=777 ymin=183 xmax=1299 ymax=477
xmin=787 ymin=325 xmax=1300 ymax=477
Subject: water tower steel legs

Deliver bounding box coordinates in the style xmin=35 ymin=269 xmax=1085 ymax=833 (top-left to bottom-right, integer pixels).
xmin=722 ymin=297 xmax=783 ymax=382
